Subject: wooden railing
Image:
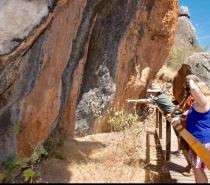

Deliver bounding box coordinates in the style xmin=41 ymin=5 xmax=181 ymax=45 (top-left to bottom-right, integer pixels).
xmin=155 ymin=106 xmax=210 ymax=169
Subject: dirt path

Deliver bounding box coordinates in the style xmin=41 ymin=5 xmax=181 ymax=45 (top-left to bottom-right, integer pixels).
xmin=23 ymin=121 xmax=171 ymax=183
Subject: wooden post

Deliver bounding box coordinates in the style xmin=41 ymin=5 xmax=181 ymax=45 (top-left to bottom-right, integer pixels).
xmin=156 ymin=108 xmax=158 ymax=129
xmin=158 ymin=111 xmax=162 ymax=139
xmin=166 ymin=119 xmax=171 ymax=161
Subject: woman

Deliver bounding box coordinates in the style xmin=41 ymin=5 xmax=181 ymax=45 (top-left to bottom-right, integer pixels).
xmin=186 ymin=75 xmax=210 ymax=183
xmin=166 ymin=75 xmax=197 ymax=176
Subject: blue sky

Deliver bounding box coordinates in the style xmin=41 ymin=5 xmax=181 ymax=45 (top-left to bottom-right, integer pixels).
xmin=178 ymin=0 xmax=210 ymax=49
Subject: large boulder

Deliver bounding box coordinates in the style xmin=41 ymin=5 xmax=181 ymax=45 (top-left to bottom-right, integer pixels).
xmin=173 ymin=51 xmax=210 ymax=102
xmin=175 ymin=6 xmax=199 ymax=47
xmin=0 ymin=0 xmax=178 ymax=162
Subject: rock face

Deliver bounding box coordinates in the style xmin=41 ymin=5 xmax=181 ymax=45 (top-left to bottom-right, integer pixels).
xmin=0 ymin=0 xmax=178 ymax=161
xmin=156 ymin=6 xmax=200 ymax=82
xmin=173 ymin=52 xmax=210 ymax=102
xmin=0 ymin=0 xmax=56 ymax=55
xmin=175 ymin=6 xmax=199 ymax=47
xmin=172 ymin=6 xmax=210 ymax=102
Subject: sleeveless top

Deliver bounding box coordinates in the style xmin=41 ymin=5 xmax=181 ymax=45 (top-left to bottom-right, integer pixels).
xmin=186 ymin=103 xmax=210 ymax=143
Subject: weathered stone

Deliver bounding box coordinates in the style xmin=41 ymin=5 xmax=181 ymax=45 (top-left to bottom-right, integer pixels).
xmin=173 ymin=52 xmax=210 ymax=102
xmin=0 ymin=0 xmax=178 ymax=161
xmin=175 ymin=6 xmax=199 ymax=47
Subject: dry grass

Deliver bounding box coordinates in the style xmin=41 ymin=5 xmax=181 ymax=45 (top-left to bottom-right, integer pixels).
xmin=21 ymin=110 xmax=170 ymax=183
xmin=156 ymin=65 xmax=177 ymax=82
xmin=12 ymin=85 xmax=172 ymax=184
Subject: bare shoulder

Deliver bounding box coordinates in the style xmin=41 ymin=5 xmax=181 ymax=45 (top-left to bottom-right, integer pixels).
xmin=194 ymin=101 xmax=210 ymax=112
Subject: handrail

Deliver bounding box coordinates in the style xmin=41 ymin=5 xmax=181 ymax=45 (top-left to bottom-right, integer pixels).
xmin=155 ymin=106 xmax=210 ymax=169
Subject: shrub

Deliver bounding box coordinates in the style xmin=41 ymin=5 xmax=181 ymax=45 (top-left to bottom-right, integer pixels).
xmin=107 ymin=107 xmax=139 ymax=132
xmin=0 ymin=145 xmax=48 ymax=183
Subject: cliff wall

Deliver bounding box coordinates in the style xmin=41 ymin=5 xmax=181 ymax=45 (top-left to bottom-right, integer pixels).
xmin=0 ymin=0 xmax=178 ymax=161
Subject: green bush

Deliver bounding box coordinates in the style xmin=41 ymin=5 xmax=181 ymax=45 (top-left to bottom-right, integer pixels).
xmin=107 ymin=107 xmax=139 ymax=132
xmin=0 ymin=145 xmax=48 ymax=183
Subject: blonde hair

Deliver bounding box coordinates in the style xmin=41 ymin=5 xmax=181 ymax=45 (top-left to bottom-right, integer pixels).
xmin=195 ymin=81 xmax=210 ymax=102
